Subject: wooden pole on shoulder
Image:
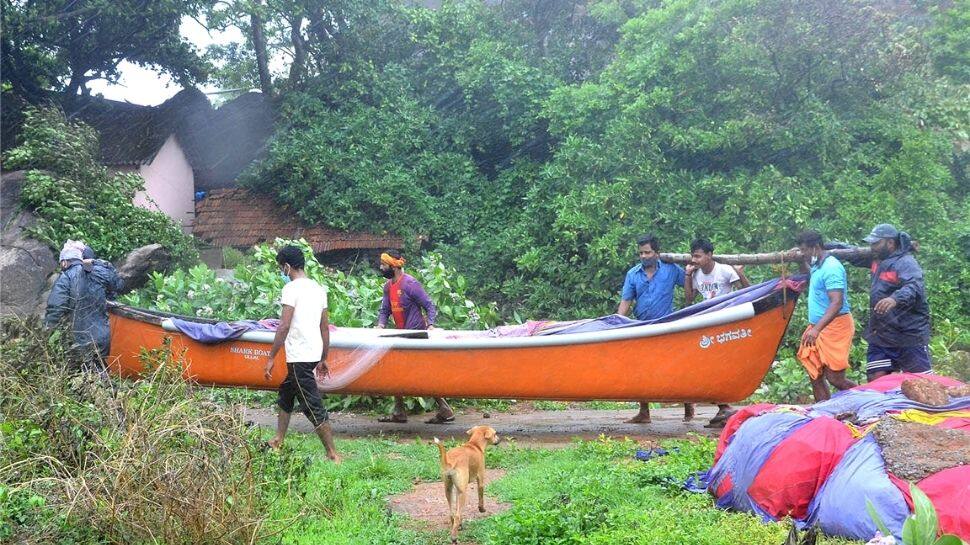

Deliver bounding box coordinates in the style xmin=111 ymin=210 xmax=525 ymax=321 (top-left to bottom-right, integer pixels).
xmin=658 ymin=247 xmax=873 ymax=266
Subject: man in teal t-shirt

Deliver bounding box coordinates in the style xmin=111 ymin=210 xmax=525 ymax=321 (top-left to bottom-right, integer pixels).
xmin=796 ymin=230 xmax=857 ymax=402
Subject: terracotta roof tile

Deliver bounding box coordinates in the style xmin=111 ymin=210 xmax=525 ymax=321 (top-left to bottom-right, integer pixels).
xmin=193 ymin=188 xmax=402 ymax=253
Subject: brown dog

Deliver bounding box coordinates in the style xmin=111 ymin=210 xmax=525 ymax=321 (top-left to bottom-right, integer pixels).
xmin=433 ymin=426 xmax=500 ymax=543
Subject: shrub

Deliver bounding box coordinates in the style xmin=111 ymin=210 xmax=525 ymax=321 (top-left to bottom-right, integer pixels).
xmin=123 ymin=238 xmax=499 ymax=329
xmin=0 ymin=319 xmax=271 ymax=543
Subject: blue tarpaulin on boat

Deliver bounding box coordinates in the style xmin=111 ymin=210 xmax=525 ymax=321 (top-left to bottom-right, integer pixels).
xmin=543 ymin=276 xmax=805 ymax=336
xmin=169 ymin=318 xmax=278 ymax=343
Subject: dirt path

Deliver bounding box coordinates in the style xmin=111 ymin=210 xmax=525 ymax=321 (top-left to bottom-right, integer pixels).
xmin=389 ymin=468 xmax=510 ymax=534
xmin=242 ymin=405 xmax=723 ymax=444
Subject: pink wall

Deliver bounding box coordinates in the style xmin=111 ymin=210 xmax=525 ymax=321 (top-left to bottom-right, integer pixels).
xmin=132 ymin=134 xmax=195 ymax=233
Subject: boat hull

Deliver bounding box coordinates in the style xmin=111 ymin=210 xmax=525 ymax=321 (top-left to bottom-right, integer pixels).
xmin=108 ymin=292 xmax=797 ymax=402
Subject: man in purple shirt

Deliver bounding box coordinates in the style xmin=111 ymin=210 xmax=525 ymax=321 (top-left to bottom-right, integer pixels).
xmin=376 ymin=250 xmax=455 ymax=424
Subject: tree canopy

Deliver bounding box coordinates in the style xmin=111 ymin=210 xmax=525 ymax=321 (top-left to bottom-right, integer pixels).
xmin=2 ymin=0 xmax=966 ymax=330
xmin=2 ymin=0 xmax=214 ymax=101
xmin=220 ymin=0 xmax=968 ymax=325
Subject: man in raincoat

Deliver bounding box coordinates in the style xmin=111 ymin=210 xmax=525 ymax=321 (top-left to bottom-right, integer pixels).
xmin=44 ymin=240 xmax=123 ymax=372
xmin=857 ymin=224 xmax=933 ymax=381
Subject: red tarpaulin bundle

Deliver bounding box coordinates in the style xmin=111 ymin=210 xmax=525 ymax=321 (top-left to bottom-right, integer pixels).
xmin=707 ymin=374 xmax=970 ymax=541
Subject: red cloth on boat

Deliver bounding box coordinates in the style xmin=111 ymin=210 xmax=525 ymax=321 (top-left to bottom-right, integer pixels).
xmin=853 ymin=372 xmax=963 ymax=393
xmin=937 ymin=417 xmax=970 ymax=432
xmin=916 ymin=466 xmax=970 ymax=540
xmin=714 ymin=403 xmax=777 ymax=464
xmin=748 ymin=416 xmax=857 ymax=519
xmin=714 ymin=473 xmax=733 ymax=499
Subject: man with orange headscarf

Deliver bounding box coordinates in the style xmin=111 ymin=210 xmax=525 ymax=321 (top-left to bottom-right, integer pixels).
xmin=376 ymin=249 xmax=455 ymax=424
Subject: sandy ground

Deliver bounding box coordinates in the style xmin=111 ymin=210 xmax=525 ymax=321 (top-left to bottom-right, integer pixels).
xmin=242 ymin=404 xmax=723 ymax=444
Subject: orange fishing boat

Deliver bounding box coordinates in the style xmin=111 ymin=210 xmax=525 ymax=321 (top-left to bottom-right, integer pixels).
xmin=108 ymin=279 xmax=800 ymax=402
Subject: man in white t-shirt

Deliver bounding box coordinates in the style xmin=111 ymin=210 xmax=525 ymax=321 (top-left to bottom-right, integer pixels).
xmin=263 ymin=245 xmax=340 ymax=463
xmin=684 ymin=238 xmax=751 ymax=428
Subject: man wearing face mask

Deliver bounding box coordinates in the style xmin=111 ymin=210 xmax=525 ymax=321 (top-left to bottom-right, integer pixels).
xmin=263 ymin=245 xmax=341 ymax=463
xmin=795 ymin=230 xmax=857 ymax=402
xmin=857 ymin=224 xmax=932 ymax=381
xmin=375 ymin=249 xmax=455 ymax=425
xmin=617 ymin=234 xmax=688 ymax=424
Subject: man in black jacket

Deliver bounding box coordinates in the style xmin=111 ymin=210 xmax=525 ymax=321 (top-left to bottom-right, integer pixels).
xmin=856 ymin=224 xmax=932 ymax=381
xmin=45 ymin=241 xmax=123 ymax=373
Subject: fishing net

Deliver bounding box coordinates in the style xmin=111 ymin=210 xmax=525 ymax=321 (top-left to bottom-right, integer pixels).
xmin=315 ymin=343 xmax=391 ymax=391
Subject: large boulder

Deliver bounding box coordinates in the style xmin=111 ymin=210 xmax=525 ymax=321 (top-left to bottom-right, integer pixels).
xmin=1 ymin=171 xmax=58 ymax=318
xmin=114 ymin=243 xmax=173 ymax=294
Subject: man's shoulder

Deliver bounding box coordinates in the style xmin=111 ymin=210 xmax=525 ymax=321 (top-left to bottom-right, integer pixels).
xmin=659 ymin=260 xmax=684 ymax=276
xmin=285 ymin=277 xmax=324 ymax=293
xmin=713 ymin=262 xmax=736 ymax=276
xmin=890 ymin=253 xmax=921 ymax=269
xmin=823 ymin=255 xmax=847 ymax=272
xmin=401 ymin=273 xmax=426 ymax=289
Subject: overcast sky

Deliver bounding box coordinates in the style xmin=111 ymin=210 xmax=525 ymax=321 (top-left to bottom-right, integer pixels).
xmin=86 ymin=16 xmax=246 ymax=106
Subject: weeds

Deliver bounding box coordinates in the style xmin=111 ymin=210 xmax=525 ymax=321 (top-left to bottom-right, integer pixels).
xmin=0 ymin=319 xmax=275 ymax=544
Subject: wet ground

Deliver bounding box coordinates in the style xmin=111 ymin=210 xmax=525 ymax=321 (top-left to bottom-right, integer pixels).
xmin=242 ymin=404 xmax=723 ymax=544
xmin=388 ymin=468 xmax=510 ymax=533
xmin=243 ymin=404 xmax=723 ymax=444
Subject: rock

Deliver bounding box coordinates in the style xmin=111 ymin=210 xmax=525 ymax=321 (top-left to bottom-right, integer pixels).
xmin=900 ymin=377 xmax=950 ymax=406
xmin=114 ymin=244 xmax=173 ymax=294
xmin=874 ymin=418 xmax=970 ymax=482
xmin=947 ymin=384 xmax=970 ymax=398
xmin=0 ymin=235 xmax=57 ymax=318
xmin=1 ymin=171 xmax=58 ymax=318
xmin=1 ymin=170 xmax=29 ymax=228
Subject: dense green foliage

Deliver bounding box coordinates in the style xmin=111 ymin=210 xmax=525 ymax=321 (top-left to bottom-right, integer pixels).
xmin=123 ymin=238 xmax=498 ymax=329
xmin=2 ymin=106 xmax=197 ymax=262
xmin=222 ymin=0 xmax=968 ymax=339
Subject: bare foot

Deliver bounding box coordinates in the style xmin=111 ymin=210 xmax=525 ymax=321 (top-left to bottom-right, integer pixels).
xmin=625 ymin=414 xmax=652 ymax=424
xmin=683 ymin=403 xmax=695 ymax=422
xmin=328 ymin=453 xmax=342 ymax=464
xmin=266 ymin=437 xmax=284 ymax=449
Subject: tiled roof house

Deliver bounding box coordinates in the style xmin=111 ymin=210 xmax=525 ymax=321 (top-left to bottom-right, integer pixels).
xmin=194 ymin=188 xmax=402 ymax=253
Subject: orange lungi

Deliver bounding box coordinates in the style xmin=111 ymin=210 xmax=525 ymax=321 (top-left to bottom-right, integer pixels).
xmin=797 ymin=313 xmax=855 ymax=380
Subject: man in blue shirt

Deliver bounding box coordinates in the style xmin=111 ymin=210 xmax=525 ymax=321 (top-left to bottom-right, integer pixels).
xmin=795 ymin=230 xmax=857 ymax=402
xmin=616 ymin=234 xmax=688 ymax=423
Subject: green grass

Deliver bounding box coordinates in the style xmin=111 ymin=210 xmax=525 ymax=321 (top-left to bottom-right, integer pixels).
xmin=268 ymin=433 xmax=862 ymax=545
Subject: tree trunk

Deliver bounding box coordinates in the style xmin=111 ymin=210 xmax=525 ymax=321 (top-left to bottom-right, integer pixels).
xmin=287 ymin=14 xmax=307 ymax=87
xmin=658 ymin=247 xmax=873 ymax=265
xmin=250 ymin=1 xmax=274 ymax=98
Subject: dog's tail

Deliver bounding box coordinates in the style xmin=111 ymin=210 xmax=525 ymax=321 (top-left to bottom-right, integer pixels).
xmin=433 ymin=437 xmax=448 ymax=468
